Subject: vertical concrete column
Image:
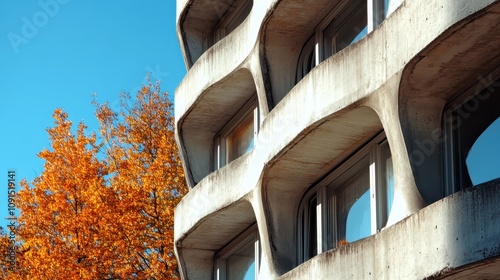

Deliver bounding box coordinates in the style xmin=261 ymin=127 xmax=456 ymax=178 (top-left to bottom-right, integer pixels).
xmin=247 ymin=48 xmax=271 ymax=119
xmin=260 ymin=180 xmax=298 ymax=276
xmin=175 ymin=248 xmax=214 ymax=280
xmin=367 ymin=72 xmax=427 ymax=227
xmin=252 ymin=177 xmax=279 ymax=279
xmin=399 ymin=91 xmax=447 ymax=204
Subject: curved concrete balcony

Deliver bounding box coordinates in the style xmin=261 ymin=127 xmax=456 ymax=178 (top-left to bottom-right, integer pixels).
xmin=279 ymin=180 xmax=500 ymax=279
xmin=257 ymin=0 xmax=500 ymax=273
xmin=177 ymin=68 xmax=258 ymax=187
xmin=174 ymin=0 xmax=500 ymax=278
xmin=175 ymin=14 xmax=257 ymax=125
xmin=174 ymin=150 xmax=261 ymax=245
xmin=398 ymin=0 xmax=500 ymax=204
xmin=174 ymin=151 xmax=261 ymax=279
xmin=175 ymin=2 xmax=274 ymax=188
xmin=176 ymin=0 xmax=255 ymax=67
xmin=261 ymin=0 xmax=360 ymax=106
xmin=174 ymin=0 xmax=280 ymax=131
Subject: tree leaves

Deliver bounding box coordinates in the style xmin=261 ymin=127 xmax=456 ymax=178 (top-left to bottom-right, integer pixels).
xmin=6 ymin=79 xmax=187 ymax=279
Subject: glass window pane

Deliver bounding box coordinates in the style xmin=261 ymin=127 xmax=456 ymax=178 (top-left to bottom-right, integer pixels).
xmin=447 ymin=77 xmax=500 ymax=190
xmin=346 ymin=190 xmax=370 ymax=242
xmin=323 ymin=0 xmax=367 ymax=57
xmin=335 ymin=9 xmax=367 ymax=52
xmin=466 ymin=117 xmax=500 ymax=185
xmin=336 ymin=166 xmax=370 ymax=243
xmin=227 ymin=112 xmax=254 ymax=162
xmin=226 ymin=240 xmax=255 ymax=280
xmin=304 ymin=49 xmax=316 ymax=77
xmin=307 ymin=196 xmax=317 ymax=259
xmin=298 ymin=37 xmax=316 ymax=80
xmin=385 ymin=0 xmax=402 ymax=18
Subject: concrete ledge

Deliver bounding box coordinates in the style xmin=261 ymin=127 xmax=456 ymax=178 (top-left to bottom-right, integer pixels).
xmin=398 ymin=0 xmax=500 ymax=204
xmin=175 ymin=12 xmax=256 ymax=121
xmin=177 ymin=68 xmax=257 ymax=186
xmin=279 ymin=180 xmax=500 ymax=280
xmin=173 ymin=0 xmax=500 ymax=279
xmin=174 ymin=151 xmax=260 ymax=246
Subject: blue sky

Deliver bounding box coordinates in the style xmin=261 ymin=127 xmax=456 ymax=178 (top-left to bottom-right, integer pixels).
xmin=0 ymin=0 xmax=186 ymax=230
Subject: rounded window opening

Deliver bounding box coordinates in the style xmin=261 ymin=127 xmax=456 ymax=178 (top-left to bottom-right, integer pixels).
xmin=215 ymin=224 xmax=260 ymax=280
xmin=443 ymin=74 xmax=500 ymax=193
xmin=298 ymin=132 xmax=394 ymax=263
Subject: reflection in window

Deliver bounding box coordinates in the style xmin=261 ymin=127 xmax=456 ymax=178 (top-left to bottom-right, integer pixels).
xmin=216 ymin=225 xmax=259 ymax=280
xmin=298 ymin=133 xmax=394 ymax=263
xmin=226 ymin=239 xmax=255 ymax=280
xmin=383 ymin=0 xmax=402 ymax=18
xmin=324 ymin=0 xmax=368 ymax=57
xmin=227 ymin=112 xmax=255 ymax=162
xmin=466 ymin=117 xmax=500 ymax=185
xmin=215 ymin=96 xmax=258 ymax=170
xmin=295 ymin=0 xmax=403 ymax=84
xmin=444 ymin=76 xmax=500 ymax=193
xmin=338 ymin=168 xmax=370 ymax=242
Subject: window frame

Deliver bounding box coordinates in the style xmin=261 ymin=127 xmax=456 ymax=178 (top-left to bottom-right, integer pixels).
xmin=322 ymin=0 xmax=368 ymax=57
xmin=214 ymin=224 xmax=260 ymax=280
xmin=298 ymin=131 xmax=393 ymax=263
xmin=213 ymin=0 xmax=253 ymax=44
xmin=296 ymin=35 xmax=318 ymax=81
xmin=214 ymin=95 xmax=259 ymax=170
xmin=442 ymin=67 xmax=500 ymax=195
xmin=296 ymin=0 xmax=402 ymax=81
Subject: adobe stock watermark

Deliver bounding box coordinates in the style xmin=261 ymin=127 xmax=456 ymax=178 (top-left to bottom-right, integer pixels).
xmin=7 ymin=0 xmax=71 ymax=54
xmin=5 ymin=170 xmax=17 ymax=272
xmin=409 ymin=74 xmax=500 ymax=166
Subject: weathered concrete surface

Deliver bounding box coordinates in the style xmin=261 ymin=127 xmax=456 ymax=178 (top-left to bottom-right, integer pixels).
xmin=436 ymin=258 xmax=500 ymax=279
xmin=174 ymin=0 xmax=500 ymax=279
xmin=280 ymin=180 xmax=500 ymax=280
xmin=261 ymin=0 xmax=345 ymax=106
xmin=177 ymin=0 xmax=240 ymax=67
xmin=178 ymin=68 xmax=257 ymax=185
xmin=175 ymin=1 xmax=272 ymax=187
xmin=399 ymin=1 xmax=500 ymax=204
xmin=174 ymin=151 xmax=261 ymax=279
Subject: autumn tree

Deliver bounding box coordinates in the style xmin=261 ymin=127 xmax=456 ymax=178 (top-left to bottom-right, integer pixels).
xmin=13 ymin=79 xmax=187 ymax=279
xmin=0 ymin=227 xmax=15 ymax=279
xmin=94 ymin=80 xmax=188 ymax=278
xmin=16 ymin=109 xmax=119 ymax=279
xmin=1 ymin=226 xmax=28 ymax=279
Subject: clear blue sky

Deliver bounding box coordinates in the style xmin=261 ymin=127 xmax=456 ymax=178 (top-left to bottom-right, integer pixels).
xmin=0 ymin=0 xmax=186 ymax=230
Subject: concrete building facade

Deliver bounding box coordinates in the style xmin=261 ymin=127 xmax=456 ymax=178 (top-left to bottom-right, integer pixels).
xmin=173 ymin=0 xmax=500 ymax=279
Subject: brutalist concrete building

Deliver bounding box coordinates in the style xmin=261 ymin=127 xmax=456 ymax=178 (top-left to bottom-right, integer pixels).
xmin=173 ymin=0 xmax=500 ymax=279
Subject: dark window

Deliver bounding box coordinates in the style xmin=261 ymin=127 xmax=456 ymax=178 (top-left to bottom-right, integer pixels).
xmin=444 ymin=75 xmax=500 ymax=193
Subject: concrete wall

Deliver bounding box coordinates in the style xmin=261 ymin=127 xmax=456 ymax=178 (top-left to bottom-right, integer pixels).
xmin=280 ymin=180 xmax=500 ymax=280
xmin=174 ymin=0 xmax=500 ymax=279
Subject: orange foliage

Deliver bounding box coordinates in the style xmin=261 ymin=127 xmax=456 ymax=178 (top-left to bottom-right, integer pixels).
xmin=10 ymin=79 xmax=187 ymax=279
xmin=338 ymin=239 xmax=349 ymax=247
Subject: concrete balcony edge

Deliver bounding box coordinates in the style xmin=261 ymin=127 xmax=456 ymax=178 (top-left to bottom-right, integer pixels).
xmin=173 ymin=0 xmax=499 ymax=252
xmin=174 ymin=1 xmax=273 ymax=123
xmin=174 ymin=151 xmax=261 ymax=244
xmin=279 ymin=180 xmax=500 ymax=280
